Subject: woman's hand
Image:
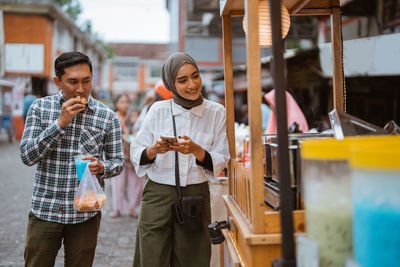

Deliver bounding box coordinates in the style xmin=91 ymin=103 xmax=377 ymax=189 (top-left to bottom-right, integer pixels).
xmin=146 ymin=140 xmax=169 ymax=160
xmin=169 ymin=135 xmax=206 ymax=162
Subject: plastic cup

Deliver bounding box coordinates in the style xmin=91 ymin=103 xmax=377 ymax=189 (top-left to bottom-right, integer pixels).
xmin=350 ymin=143 xmax=400 ymax=267
xmin=301 ymin=138 xmax=353 ymax=267
xmin=74 ymin=156 xmax=91 ymax=181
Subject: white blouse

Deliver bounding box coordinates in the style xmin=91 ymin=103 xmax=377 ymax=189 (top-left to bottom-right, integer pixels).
xmin=130 ymin=99 xmax=230 ymax=187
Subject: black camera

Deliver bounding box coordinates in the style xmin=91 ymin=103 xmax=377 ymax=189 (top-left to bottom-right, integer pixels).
xmin=208 ymin=219 xmax=230 ymax=245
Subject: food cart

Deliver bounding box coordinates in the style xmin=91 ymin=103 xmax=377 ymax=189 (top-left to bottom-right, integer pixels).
xmin=218 ymin=0 xmax=345 ymax=266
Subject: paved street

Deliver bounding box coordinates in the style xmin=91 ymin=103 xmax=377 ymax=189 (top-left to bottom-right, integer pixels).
xmin=0 ymin=133 xmax=137 ymax=267
xmin=0 ymin=132 xmax=228 ymax=267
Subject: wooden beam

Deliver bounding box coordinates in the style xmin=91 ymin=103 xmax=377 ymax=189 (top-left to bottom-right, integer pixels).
xmin=222 ymin=15 xmax=235 ymax=161
xmin=340 ymin=0 xmax=355 ymax=6
xmin=222 ymin=229 xmax=245 ymax=266
xmin=231 ymin=10 xmax=245 ymax=16
xmin=288 ymin=0 xmax=312 ymax=15
xmin=224 ymin=195 xmax=301 ymax=245
xmin=220 ymin=0 xmax=232 ymax=16
xmin=219 ymin=242 xmax=225 ymax=267
xmin=292 ymin=8 xmax=332 ymax=16
xmin=244 ymin=0 xmax=265 ymax=234
xmin=331 ymin=7 xmax=345 ymax=111
xmin=222 ymin=14 xmax=237 ymax=196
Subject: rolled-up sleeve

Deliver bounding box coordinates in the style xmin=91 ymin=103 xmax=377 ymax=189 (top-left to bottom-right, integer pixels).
xmin=207 ymin=108 xmax=230 ymax=179
xmin=130 ymin=109 xmax=155 ymax=177
xmin=98 ymin=116 xmax=124 ymax=179
xmin=20 ymin=101 xmax=66 ymax=166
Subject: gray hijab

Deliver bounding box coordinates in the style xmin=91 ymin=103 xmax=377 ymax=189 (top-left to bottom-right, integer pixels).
xmin=162 ymin=52 xmax=203 ymax=109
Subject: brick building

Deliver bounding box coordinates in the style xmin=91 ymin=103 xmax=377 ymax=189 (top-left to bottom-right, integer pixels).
xmin=0 ymin=0 xmax=107 ymax=138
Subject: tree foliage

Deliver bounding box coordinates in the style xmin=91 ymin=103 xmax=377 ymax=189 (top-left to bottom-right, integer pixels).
xmin=55 ymin=0 xmax=114 ymax=58
xmin=55 ymin=0 xmax=82 ymax=21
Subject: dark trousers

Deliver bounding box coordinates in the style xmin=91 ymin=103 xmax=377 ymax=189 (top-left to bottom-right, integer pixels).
xmin=24 ymin=211 xmax=101 ymax=267
xmin=133 ymin=179 xmax=211 ymax=267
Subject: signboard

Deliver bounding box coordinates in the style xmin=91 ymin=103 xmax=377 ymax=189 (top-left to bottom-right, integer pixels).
xmin=5 ymin=43 xmax=44 ymax=73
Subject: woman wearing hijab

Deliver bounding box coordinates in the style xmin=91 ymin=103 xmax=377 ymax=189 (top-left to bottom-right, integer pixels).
xmin=130 ymin=52 xmax=230 ymax=267
xmin=264 ymin=89 xmax=309 ymax=134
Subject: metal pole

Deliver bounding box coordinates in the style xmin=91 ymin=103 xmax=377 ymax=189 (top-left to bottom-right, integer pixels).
xmin=269 ymin=0 xmax=296 ymax=266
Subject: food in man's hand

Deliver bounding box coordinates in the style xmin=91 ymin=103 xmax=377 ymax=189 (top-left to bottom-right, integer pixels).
xmin=74 ymin=190 xmax=107 ymax=212
xmin=75 ymin=95 xmax=87 ymax=105
xmin=96 ymin=194 xmax=107 ymax=209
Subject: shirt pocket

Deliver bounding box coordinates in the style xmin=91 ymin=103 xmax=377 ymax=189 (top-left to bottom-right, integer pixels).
xmin=193 ymin=132 xmax=213 ymax=151
xmin=79 ymin=127 xmax=105 ymax=157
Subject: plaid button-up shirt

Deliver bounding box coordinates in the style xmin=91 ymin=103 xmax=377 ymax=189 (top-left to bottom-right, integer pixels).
xmin=20 ymin=91 xmax=124 ymax=224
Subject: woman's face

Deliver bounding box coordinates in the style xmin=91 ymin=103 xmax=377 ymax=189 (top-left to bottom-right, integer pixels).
xmin=174 ymin=63 xmax=202 ymax=101
xmin=115 ymin=95 xmax=130 ymax=114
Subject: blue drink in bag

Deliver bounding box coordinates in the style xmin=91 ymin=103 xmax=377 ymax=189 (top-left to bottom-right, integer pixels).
xmin=74 ymin=156 xmax=91 ymax=181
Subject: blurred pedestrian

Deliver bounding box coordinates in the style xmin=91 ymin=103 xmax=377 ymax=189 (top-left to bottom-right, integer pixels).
xmin=261 ymin=94 xmax=272 ymax=132
xmin=22 ymin=92 xmax=37 ymax=122
xmin=125 ymin=108 xmax=147 ymax=215
xmin=130 ymin=52 xmax=230 ymax=267
xmin=264 ymin=89 xmax=309 ymax=134
xmin=125 ymin=108 xmax=140 ymax=136
xmin=133 ymin=80 xmax=173 ymax=133
xmin=20 ymin=51 xmax=124 ymax=267
xmin=110 ymin=94 xmax=144 ymax=218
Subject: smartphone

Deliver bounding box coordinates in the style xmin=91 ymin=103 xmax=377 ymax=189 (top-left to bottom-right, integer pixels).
xmin=160 ymin=135 xmax=178 ymax=145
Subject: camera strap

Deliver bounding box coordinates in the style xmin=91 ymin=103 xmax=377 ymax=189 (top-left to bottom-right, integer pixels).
xmin=170 ymin=100 xmax=182 ymax=201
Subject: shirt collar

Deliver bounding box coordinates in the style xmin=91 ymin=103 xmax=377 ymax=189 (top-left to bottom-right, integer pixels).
xmin=57 ymin=91 xmax=96 ymax=110
xmin=171 ymin=99 xmax=205 ymax=118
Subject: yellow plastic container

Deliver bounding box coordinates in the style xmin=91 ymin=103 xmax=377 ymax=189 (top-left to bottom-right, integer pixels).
xmin=301 ymin=138 xmax=352 ymax=267
xmin=300 ymin=135 xmax=400 ymax=267
xmin=350 ymin=143 xmax=400 ymax=267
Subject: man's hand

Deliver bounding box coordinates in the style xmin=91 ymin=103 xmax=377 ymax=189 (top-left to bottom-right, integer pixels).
xmin=81 ymin=156 xmax=104 ymax=175
xmin=58 ymin=98 xmax=85 ymax=128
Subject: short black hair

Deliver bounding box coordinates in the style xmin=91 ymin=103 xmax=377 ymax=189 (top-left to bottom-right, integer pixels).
xmin=54 ymin=51 xmax=93 ymax=79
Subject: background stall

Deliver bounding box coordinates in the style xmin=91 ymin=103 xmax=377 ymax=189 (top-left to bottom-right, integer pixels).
xmin=218 ymin=0 xmax=345 ymax=266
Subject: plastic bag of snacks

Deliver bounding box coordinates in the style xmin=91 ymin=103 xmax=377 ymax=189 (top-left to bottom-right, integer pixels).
xmin=74 ymin=165 xmax=107 ymax=212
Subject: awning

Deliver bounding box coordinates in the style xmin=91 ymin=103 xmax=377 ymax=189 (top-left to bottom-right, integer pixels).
xmin=230 ymin=48 xmax=323 ymax=91
xmin=0 ymin=79 xmax=15 ymax=87
xmin=319 ymin=33 xmax=400 ymax=77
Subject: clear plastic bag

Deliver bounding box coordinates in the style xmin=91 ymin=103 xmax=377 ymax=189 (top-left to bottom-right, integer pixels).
xmin=74 ymin=165 xmax=107 ymax=212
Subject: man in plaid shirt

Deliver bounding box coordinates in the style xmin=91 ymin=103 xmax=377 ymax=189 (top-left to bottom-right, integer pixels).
xmin=20 ymin=52 xmax=124 ymax=267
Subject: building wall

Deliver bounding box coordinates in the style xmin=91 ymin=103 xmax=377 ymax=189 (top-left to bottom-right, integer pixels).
xmin=323 ymin=16 xmax=381 ymax=42
xmin=4 ymin=13 xmax=53 ymax=77
xmin=185 ymin=37 xmax=220 ymax=63
xmin=167 ymin=0 xmax=181 ymax=53
xmin=341 ymin=17 xmax=380 ymax=40
xmin=53 ymin=20 xmax=74 ymax=54
xmin=109 ymin=57 xmax=164 ymax=94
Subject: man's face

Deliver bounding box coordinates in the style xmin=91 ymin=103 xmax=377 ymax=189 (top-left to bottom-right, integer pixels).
xmin=54 ymin=63 xmax=93 ymax=100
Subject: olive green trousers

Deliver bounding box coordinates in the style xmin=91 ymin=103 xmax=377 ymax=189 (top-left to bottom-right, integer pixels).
xmin=24 ymin=211 xmax=101 ymax=267
xmin=133 ymin=179 xmax=211 ymax=267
